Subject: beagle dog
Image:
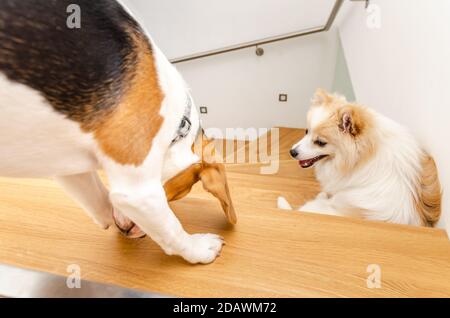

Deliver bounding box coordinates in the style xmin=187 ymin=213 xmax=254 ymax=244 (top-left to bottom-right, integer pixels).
xmin=0 ymin=0 xmax=236 ymax=264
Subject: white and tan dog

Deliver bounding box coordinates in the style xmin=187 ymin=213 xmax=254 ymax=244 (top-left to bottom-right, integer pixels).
xmin=278 ymin=89 xmax=441 ymax=227
xmin=0 ymin=0 xmax=236 ymax=264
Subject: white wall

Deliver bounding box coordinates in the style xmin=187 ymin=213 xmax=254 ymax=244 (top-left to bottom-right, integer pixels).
xmin=177 ymin=30 xmax=338 ymax=132
xmin=332 ymin=34 xmax=355 ymax=102
xmin=121 ymin=0 xmax=336 ymax=59
xmin=121 ymin=0 xmax=339 ymax=133
xmin=338 ymin=0 xmax=450 ymax=233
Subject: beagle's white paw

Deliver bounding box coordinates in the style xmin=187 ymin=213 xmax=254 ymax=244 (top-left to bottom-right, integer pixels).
xmin=277 ymin=196 xmax=293 ymax=210
xmin=181 ymin=233 xmax=225 ymax=264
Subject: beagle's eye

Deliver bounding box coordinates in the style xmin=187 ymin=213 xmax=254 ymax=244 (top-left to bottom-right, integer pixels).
xmin=305 ymin=129 xmax=309 ymax=135
xmin=314 ymin=139 xmax=327 ymax=147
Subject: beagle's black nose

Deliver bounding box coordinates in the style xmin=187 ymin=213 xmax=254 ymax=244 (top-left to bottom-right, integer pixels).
xmin=290 ymin=149 xmax=298 ymax=158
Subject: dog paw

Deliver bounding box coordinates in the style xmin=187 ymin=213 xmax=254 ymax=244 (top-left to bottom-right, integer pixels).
xmin=181 ymin=233 xmax=225 ymax=264
xmin=277 ymin=196 xmax=293 ymax=210
xmin=316 ymin=192 xmax=329 ymax=200
xmin=94 ymin=219 xmax=113 ymax=230
xmin=92 ymin=213 xmax=114 ymax=230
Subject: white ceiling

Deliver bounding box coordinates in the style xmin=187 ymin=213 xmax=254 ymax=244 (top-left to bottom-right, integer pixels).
xmin=121 ymin=0 xmax=337 ymax=59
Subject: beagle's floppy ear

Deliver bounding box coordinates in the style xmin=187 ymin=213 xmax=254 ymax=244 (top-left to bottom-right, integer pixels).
xmin=195 ymin=131 xmax=237 ymax=224
xmin=199 ymin=162 xmax=237 ymax=225
xmin=164 ymin=164 xmax=201 ymax=202
xmin=192 ymin=128 xmax=219 ymax=163
xmin=164 ymin=129 xmax=215 ymax=202
xmin=163 ymin=162 xmax=237 ymax=224
xmin=164 ymin=130 xmax=237 ymax=224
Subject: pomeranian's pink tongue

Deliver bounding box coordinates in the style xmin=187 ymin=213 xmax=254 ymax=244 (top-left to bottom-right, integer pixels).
xmin=299 ymin=159 xmax=312 ymax=168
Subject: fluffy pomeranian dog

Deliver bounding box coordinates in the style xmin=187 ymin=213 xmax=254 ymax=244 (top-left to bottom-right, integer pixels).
xmin=278 ymin=89 xmax=441 ymax=227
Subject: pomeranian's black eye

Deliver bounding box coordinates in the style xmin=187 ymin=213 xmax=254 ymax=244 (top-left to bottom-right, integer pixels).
xmin=305 ymin=129 xmax=309 ymax=135
xmin=314 ymin=139 xmax=327 ymax=147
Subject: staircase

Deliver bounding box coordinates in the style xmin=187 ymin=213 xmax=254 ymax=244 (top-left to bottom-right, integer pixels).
xmin=0 ymin=128 xmax=449 ymax=297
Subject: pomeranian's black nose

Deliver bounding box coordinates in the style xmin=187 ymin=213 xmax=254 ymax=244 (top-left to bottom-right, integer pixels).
xmin=290 ymin=149 xmax=298 ymax=158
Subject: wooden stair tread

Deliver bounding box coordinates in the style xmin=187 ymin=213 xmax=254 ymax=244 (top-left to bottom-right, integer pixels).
xmin=0 ymin=127 xmax=449 ymax=297
xmin=0 ymin=178 xmax=449 ymax=297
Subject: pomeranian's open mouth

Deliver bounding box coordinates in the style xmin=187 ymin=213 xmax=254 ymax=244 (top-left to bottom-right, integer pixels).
xmin=299 ymin=155 xmax=328 ymax=168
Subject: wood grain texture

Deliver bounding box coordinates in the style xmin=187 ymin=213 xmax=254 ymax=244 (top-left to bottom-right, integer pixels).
xmin=0 ymin=128 xmax=449 ymax=297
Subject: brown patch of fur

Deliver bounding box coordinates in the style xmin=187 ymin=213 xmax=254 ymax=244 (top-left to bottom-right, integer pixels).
xmin=192 ymin=130 xmax=221 ymax=163
xmin=337 ymin=105 xmax=369 ymax=136
xmin=164 ymin=132 xmax=237 ymax=224
xmin=199 ymin=162 xmax=237 ymax=224
xmin=87 ymin=33 xmax=164 ymax=166
xmin=414 ymin=154 xmax=442 ymax=226
xmin=164 ymin=163 xmax=202 ymax=202
xmin=163 ymin=161 xmax=237 ymax=225
xmin=313 ymin=102 xmax=378 ymax=174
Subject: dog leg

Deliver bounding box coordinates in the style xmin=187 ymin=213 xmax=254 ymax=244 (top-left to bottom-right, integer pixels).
xmin=102 ymin=156 xmax=224 ymax=264
xmin=299 ymin=197 xmax=346 ymax=217
xmin=55 ymin=172 xmax=114 ymax=229
xmin=109 ymin=182 xmax=223 ymax=264
xmin=277 ymin=196 xmax=293 ymax=210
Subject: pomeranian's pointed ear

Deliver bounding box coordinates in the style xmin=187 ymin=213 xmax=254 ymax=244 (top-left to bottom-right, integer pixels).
xmin=312 ymin=89 xmax=347 ymax=106
xmin=199 ymin=163 xmax=237 ymax=225
xmin=338 ymin=107 xmax=363 ymax=136
xmin=311 ymin=88 xmax=333 ymax=106
xmin=340 ymin=112 xmax=353 ymax=134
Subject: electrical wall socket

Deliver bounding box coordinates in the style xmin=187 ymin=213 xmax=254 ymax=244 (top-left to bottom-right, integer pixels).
xmin=279 ymin=94 xmax=288 ymax=102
